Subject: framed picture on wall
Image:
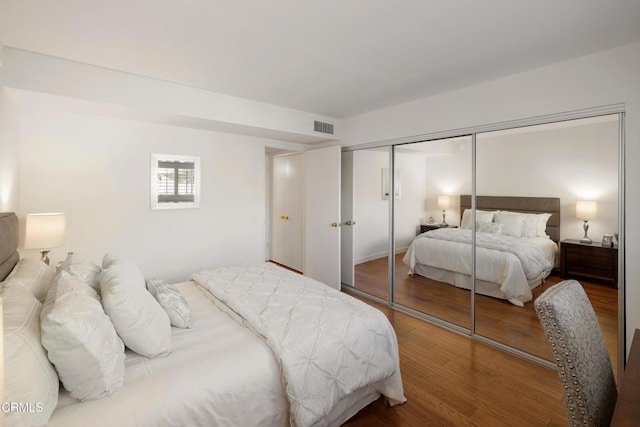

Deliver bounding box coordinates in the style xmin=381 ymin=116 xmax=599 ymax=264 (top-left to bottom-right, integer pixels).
xmin=150 ymin=153 xmax=201 ymax=210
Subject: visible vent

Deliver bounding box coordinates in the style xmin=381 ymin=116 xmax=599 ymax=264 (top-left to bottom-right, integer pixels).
xmin=314 ymin=120 xmax=334 ymax=135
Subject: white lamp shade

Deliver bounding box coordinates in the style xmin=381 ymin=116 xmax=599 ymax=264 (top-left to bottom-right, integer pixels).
xmin=24 ymin=213 xmax=66 ymax=249
xmin=576 ymin=201 xmax=597 ymax=220
xmin=437 ymin=196 xmax=450 ymax=209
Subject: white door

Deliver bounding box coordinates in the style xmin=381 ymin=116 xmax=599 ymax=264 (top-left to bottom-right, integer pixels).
xmin=271 ymin=153 xmax=303 ymax=272
xmin=340 ymin=151 xmax=354 ymax=286
xmin=304 ymin=145 xmax=341 ymax=289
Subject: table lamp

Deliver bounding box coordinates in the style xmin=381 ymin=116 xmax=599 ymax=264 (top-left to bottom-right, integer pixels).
xmin=576 ymin=201 xmax=597 ymax=244
xmin=438 ymin=196 xmax=450 ymax=226
xmin=24 ymin=213 xmax=66 ymax=265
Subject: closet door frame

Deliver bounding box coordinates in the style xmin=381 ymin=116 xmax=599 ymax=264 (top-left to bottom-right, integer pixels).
xmin=342 ymin=103 xmax=626 ymax=374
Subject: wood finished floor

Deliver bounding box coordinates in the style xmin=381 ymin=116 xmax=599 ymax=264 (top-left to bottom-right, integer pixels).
xmin=342 ymin=254 xmax=619 ymax=426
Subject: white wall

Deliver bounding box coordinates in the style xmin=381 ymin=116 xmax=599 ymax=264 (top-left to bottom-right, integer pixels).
xmin=476 ymin=119 xmax=618 ymax=241
xmin=343 ymin=41 xmax=640 ymax=354
xmin=0 ymin=88 xmax=19 ymax=212
xmin=17 ymin=107 xmax=268 ymax=283
xmin=352 ymin=149 xmax=389 ymax=264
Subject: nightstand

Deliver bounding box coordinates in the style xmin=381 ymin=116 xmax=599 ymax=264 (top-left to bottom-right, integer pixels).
xmin=560 ymin=239 xmax=618 ymax=287
xmin=419 ymin=224 xmax=456 ymax=234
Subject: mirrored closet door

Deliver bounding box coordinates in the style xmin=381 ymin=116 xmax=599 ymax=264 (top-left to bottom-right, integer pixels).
xmin=341 ymin=112 xmax=623 ymax=375
xmin=392 ymin=137 xmax=472 ymax=329
xmin=474 ymin=115 xmax=620 ymax=376
xmin=341 ymin=147 xmax=391 ymax=301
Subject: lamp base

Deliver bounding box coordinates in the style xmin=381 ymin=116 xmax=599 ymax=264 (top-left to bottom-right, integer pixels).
xmin=440 ymin=210 xmax=448 ymax=227
xmin=39 ymin=249 xmax=51 ymax=265
xmin=579 ymin=237 xmax=593 ymax=244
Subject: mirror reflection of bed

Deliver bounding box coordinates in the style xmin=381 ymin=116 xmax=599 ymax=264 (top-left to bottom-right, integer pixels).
xmin=353 ymin=194 xmax=618 ymax=377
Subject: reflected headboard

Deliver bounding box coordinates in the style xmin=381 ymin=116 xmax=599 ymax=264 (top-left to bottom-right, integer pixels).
xmin=0 ymin=212 xmax=20 ymax=281
xmin=459 ymin=195 xmax=561 ymax=243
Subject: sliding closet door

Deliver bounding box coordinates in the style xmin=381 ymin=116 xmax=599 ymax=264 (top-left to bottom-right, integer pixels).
xmin=474 ymin=115 xmax=620 ymax=369
xmin=392 ymin=137 xmax=472 ymax=329
xmin=341 ymin=147 xmax=391 ymax=301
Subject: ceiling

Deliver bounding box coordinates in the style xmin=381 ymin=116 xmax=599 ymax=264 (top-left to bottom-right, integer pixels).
xmin=1 ymin=1 xmax=639 ymax=119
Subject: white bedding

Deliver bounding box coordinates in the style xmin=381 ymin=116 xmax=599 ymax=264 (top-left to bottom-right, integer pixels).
xmin=48 ymin=281 xmax=289 ymax=427
xmin=403 ymin=228 xmax=557 ymax=306
xmin=192 ymin=263 xmax=406 ymax=427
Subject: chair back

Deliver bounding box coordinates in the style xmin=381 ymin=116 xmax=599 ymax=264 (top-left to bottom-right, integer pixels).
xmin=534 ymin=280 xmax=617 ymax=427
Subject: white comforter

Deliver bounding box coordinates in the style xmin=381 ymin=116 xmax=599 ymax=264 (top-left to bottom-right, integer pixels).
xmin=403 ymin=228 xmax=557 ymax=305
xmin=192 ymin=263 xmax=406 ymax=427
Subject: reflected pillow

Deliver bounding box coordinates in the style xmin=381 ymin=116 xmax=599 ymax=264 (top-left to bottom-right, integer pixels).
xmin=477 ymin=222 xmax=503 ymax=234
xmin=461 ymin=209 xmax=495 ymax=229
xmin=494 ymin=212 xmax=523 ymax=237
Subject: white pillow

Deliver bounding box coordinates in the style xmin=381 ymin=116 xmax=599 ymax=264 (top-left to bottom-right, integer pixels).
xmin=146 ymin=278 xmax=193 ymax=329
xmin=100 ymin=255 xmax=172 ymax=358
xmin=3 ymin=285 xmax=59 ymax=426
xmin=2 ymin=257 xmax=55 ymax=301
xmin=498 ymin=211 xmax=552 ymax=238
xmin=494 ymin=212 xmax=523 ymax=237
xmin=41 ymin=271 xmax=125 ymax=401
xmin=57 ymin=252 xmax=102 ymax=294
xmin=477 ymin=222 xmax=503 ymax=234
xmin=460 ymin=209 xmax=496 ymax=229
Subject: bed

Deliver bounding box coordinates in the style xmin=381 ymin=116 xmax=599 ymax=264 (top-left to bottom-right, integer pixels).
xmin=0 ymin=212 xmax=405 ymax=427
xmin=403 ymin=196 xmax=560 ymax=306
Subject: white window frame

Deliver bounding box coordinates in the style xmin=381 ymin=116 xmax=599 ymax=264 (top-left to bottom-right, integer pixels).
xmin=150 ymin=153 xmax=201 ymax=210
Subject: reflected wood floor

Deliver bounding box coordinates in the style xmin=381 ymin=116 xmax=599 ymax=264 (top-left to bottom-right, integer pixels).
xmin=343 ymin=253 xmax=619 ymax=426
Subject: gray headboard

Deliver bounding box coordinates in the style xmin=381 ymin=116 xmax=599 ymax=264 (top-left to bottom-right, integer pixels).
xmin=459 ymin=195 xmax=561 ymax=242
xmin=0 ymin=212 xmax=20 ymax=281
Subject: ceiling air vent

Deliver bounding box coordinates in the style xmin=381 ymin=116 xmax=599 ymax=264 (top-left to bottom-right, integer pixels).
xmin=314 ymin=120 xmax=334 ymax=135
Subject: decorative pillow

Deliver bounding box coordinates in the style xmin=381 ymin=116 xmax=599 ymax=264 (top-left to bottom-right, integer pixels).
xmin=3 ymin=285 xmax=59 ymax=426
xmin=40 ymin=271 xmax=125 ymax=401
xmin=146 ymin=278 xmax=193 ymax=328
xmin=460 ymin=209 xmax=496 ymax=229
xmin=2 ymin=257 xmax=55 ymax=301
xmin=100 ymin=255 xmax=172 ymax=358
xmin=57 ymin=252 xmax=102 ymax=294
xmin=536 ymin=213 xmax=552 ymax=237
xmin=494 ymin=212 xmax=523 ymax=237
xmin=476 ymin=222 xmax=503 ymax=234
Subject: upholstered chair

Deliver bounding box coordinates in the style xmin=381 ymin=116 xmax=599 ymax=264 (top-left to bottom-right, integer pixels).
xmin=534 ymin=280 xmax=617 ymax=427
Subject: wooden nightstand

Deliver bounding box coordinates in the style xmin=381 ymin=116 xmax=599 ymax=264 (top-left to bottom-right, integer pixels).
xmin=419 ymin=224 xmax=456 ymax=234
xmin=560 ymin=239 xmax=618 ymax=287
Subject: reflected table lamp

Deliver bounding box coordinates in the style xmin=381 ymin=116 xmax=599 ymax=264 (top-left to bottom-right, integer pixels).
xmin=438 ymin=196 xmax=450 ymax=226
xmin=24 ymin=213 xmax=66 ymax=265
xmin=576 ymin=201 xmax=597 ymax=244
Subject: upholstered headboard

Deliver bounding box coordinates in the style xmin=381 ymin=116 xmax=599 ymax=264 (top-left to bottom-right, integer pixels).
xmin=459 ymin=195 xmax=561 ymax=242
xmin=0 ymin=212 xmax=20 ymax=281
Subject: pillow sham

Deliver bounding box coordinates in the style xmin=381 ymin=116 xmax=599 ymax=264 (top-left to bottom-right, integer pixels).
xmin=2 ymin=257 xmax=55 ymax=301
xmin=100 ymin=255 xmax=171 ymax=358
xmin=460 ymin=209 xmax=496 ymax=229
xmin=498 ymin=211 xmax=552 ymax=238
xmin=476 ymin=222 xmax=503 ymax=234
xmin=146 ymin=278 xmax=193 ymax=329
xmin=494 ymin=212 xmax=523 ymax=237
xmin=57 ymin=252 xmax=102 ymax=294
xmin=4 ymin=285 xmax=59 ymax=426
xmin=40 ymin=271 xmax=125 ymax=401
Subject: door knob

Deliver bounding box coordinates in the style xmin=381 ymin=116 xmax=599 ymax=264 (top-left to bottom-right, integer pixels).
xmin=331 ymin=222 xmax=341 ymax=227
xmin=345 ymin=220 xmax=356 ymax=226
xmin=280 ymin=215 xmax=289 ymax=220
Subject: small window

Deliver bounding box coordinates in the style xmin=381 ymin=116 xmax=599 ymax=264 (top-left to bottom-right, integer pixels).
xmin=151 ymin=153 xmax=200 ymax=210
